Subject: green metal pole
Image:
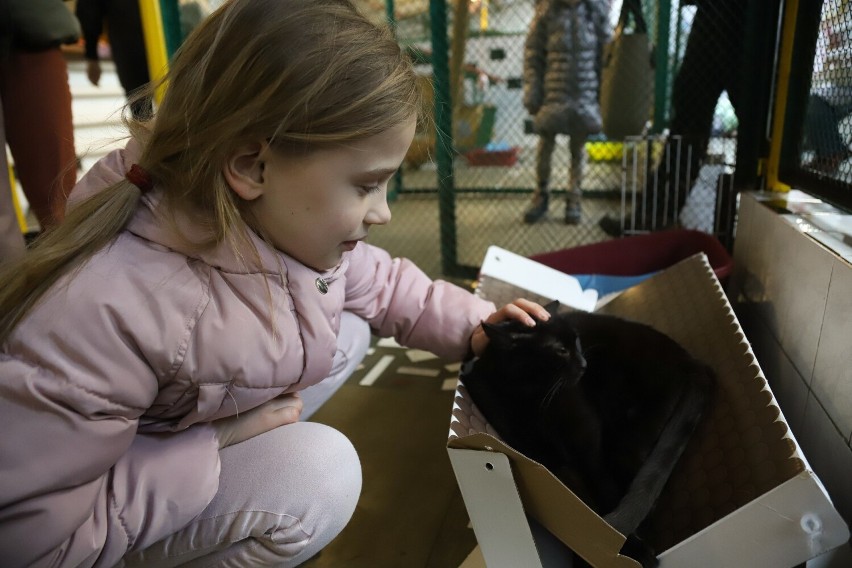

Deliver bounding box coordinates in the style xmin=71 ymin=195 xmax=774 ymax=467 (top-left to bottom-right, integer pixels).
xmin=159 ymin=0 xmax=182 ymax=58
xmin=386 ymin=0 xmax=396 ymax=29
xmin=385 ymin=0 xmax=403 ymax=203
xmin=653 ymin=0 xmax=671 ymax=133
xmin=429 ymin=0 xmax=458 ymax=276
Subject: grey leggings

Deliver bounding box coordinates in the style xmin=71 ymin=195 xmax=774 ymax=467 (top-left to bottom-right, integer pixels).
xmin=121 ymin=311 xmax=372 ymax=567
xmin=534 ymin=130 xmax=586 ymax=203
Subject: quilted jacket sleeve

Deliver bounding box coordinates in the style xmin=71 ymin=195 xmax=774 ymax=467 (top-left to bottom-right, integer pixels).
xmin=0 ymin=277 xmax=220 ymax=567
xmin=342 ymin=243 xmax=495 ymax=362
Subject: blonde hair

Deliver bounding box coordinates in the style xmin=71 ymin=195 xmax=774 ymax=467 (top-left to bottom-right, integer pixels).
xmin=0 ymin=0 xmax=423 ymax=342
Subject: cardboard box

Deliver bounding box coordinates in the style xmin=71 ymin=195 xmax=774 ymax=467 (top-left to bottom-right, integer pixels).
xmin=448 ymin=250 xmax=850 ymax=567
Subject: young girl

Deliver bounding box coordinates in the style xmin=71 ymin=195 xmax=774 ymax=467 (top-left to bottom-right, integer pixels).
xmin=0 ymin=0 xmax=548 ymax=566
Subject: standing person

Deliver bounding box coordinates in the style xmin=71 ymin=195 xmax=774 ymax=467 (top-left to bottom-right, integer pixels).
xmin=0 ymin=0 xmax=549 ymax=566
xmin=76 ymin=0 xmax=152 ymax=120
xmin=0 ymin=0 xmax=80 ymax=231
xmin=599 ymin=0 xmax=747 ymax=236
xmin=522 ymin=0 xmax=610 ymax=225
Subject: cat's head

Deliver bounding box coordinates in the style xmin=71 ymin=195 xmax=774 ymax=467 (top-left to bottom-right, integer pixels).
xmin=479 ymin=302 xmax=587 ymax=401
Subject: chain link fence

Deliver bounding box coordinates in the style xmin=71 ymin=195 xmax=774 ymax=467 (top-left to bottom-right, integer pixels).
xmin=799 ymin=0 xmax=852 ymax=182
xmin=353 ymin=0 xmax=748 ymax=280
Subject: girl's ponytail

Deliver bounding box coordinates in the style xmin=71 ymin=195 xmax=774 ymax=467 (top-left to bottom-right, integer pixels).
xmin=0 ymin=180 xmax=142 ymax=343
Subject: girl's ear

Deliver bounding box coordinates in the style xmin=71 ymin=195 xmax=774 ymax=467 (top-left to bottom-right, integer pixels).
xmin=223 ymin=141 xmax=266 ymax=201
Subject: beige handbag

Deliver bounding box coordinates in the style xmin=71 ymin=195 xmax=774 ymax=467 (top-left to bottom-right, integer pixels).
xmin=599 ymin=0 xmax=655 ymax=140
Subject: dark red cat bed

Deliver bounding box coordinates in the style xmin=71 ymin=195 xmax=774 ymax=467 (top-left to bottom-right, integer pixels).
xmin=528 ymin=229 xmax=733 ymax=286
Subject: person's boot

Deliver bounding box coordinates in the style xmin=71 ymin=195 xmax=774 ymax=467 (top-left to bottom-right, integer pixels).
xmin=564 ymin=198 xmax=581 ymax=225
xmin=523 ymin=193 xmax=549 ymax=224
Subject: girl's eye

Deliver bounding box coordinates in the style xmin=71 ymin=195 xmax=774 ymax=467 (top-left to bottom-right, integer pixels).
xmin=359 ymin=184 xmax=381 ymax=195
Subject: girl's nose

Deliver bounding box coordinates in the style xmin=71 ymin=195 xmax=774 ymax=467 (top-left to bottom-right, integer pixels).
xmin=366 ymin=194 xmax=392 ymax=225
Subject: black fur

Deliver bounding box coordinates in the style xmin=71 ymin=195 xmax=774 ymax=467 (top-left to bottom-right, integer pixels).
xmin=461 ymin=302 xmax=715 ymax=567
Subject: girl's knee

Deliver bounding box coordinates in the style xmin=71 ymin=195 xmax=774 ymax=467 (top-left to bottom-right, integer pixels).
xmin=269 ymin=423 xmax=361 ymax=564
xmin=136 ymin=424 xmax=363 ymax=567
xmin=307 ymin=423 xmax=362 ymax=514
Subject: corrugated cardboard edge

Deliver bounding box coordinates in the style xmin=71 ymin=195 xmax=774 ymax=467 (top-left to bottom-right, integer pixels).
xmin=449 ymin=253 xmax=849 ymax=567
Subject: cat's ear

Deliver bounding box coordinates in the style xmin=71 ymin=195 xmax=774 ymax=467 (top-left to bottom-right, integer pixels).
xmin=482 ymin=321 xmax=530 ymax=350
xmin=543 ymin=300 xmax=561 ymax=316
xmin=482 ymin=321 xmax=518 ymax=349
xmin=481 ymin=321 xmax=509 ymax=343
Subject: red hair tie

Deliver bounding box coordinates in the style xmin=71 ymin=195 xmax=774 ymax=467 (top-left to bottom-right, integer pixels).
xmin=126 ymin=164 xmax=153 ymax=193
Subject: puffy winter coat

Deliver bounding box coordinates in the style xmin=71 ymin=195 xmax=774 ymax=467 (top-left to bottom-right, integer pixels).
xmin=0 ymin=142 xmax=495 ymax=566
xmin=523 ymin=0 xmax=611 ymax=135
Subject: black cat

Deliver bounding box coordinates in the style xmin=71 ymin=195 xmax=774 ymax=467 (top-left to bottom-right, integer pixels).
xmin=461 ymin=302 xmax=715 ymax=567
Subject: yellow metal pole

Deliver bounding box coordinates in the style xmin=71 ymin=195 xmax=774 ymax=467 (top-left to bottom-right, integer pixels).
xmin=8 ymin=162 xmax=26 ymax=232
xmin=765 ymin=0 xmax=798 ymax=192
xmin=138 ymin=0 xmax=170 ymax=104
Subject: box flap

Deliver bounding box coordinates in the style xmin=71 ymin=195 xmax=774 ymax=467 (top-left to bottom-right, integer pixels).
xmin=449 ymin=428 xmax=641 ymax=567
xmin=659 ymin=471 xmax=851 ymax=566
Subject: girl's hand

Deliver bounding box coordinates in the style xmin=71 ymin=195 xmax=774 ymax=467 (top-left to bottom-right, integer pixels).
xmin=213 ymin=393 xmax=303 ymax=449
xmin=470 ymin=298 xmax=551 ymax=357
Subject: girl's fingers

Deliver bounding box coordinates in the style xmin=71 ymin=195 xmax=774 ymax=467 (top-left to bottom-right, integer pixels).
xmin=213 ymin=393 xmax=304 ymax=448
xmin=484 ymin=299 xmax=550 ymax=326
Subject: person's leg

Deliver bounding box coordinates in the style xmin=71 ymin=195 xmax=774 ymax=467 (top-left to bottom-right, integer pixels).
xmin=121 ymin=422 xmax=362 ymax=567
xmin=300 ymin=310 xmax=371 ymax=420
xmin=565 ymin=131 xmax=586 ymax=225
xmin=0 ymin=48 xmax=76 ymax=229
xmin=109 ymin=2 xmax=153 ymax=121
xmin=524 ymin=131 xmax=556 ymax=223
xmin=660 ymin=4 xmax=743 ymax=220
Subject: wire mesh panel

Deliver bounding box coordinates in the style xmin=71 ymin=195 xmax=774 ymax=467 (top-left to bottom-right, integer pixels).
xmin=800 ymin=0 xmax=852 ymax=181
xmin=356 ymin=0 xmax=750 ymax=279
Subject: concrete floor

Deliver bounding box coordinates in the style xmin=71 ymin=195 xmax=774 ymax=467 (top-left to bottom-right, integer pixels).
xmin=302 ymin=338 xmax=478 ymax=568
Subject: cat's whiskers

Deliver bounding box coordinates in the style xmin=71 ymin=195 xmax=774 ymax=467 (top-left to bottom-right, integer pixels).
xmin=540 ymin=375 xmax=565 ymax=410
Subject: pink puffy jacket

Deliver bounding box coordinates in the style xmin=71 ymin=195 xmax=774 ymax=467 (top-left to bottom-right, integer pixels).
xmin=0 ymin=143 xmax=495 ymax=566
